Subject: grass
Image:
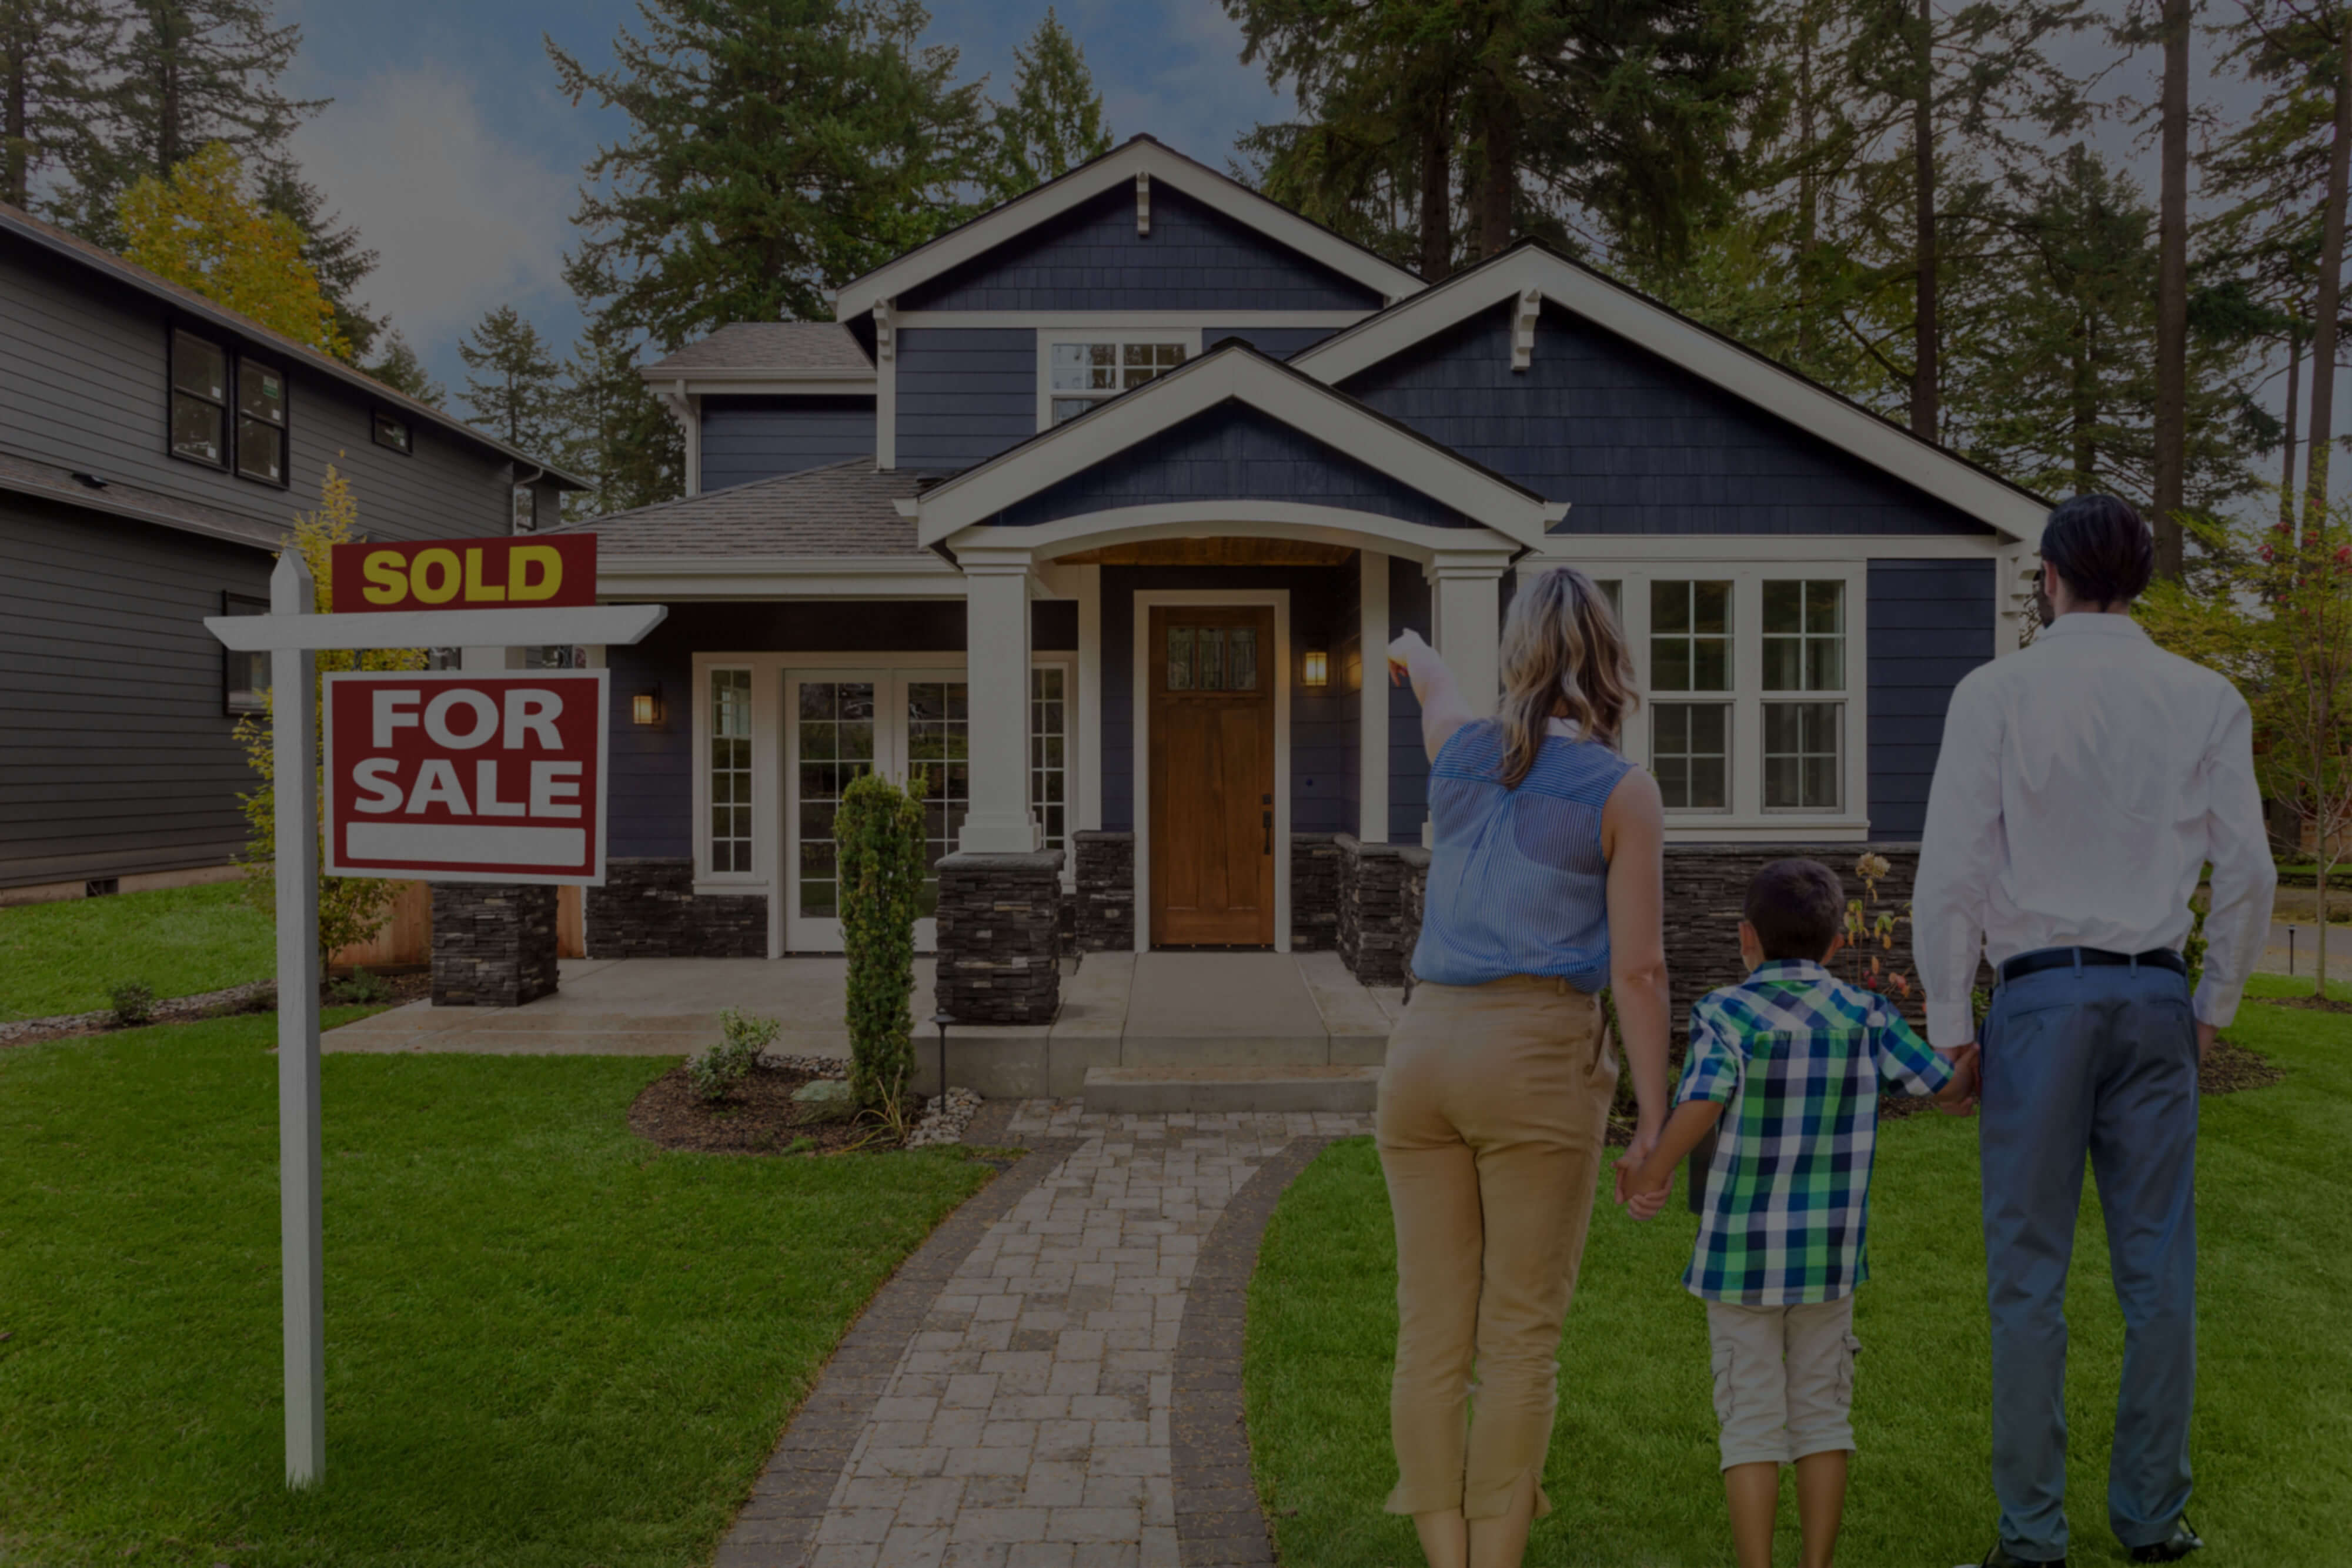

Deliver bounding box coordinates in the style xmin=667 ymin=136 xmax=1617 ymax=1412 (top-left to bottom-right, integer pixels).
xmin=1245 ymin=974 xmax=2352 ymax=1567
xmin=0 ymin=880 xmax=274 ymax=1021
xmin=0 ymin=1008 xmax=997 ymax=1568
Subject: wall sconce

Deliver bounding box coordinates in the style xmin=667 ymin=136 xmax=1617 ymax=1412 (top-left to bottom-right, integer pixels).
xmin=1301 ymin=649 xmax=1329 ymax=688
xmin=632 ymin=688 xmax=665 ymax=727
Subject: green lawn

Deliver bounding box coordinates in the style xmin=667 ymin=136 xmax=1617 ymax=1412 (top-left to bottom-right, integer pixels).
xmin=0 ymin=1009 xmax=996 ymax=1568
xmin=1247 ymin=975 xmax=2352 ymax=1567
xmin=0 ymin=880 xmax=275 ymax=1021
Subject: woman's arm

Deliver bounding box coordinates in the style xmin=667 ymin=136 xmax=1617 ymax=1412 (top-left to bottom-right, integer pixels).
xmin=1386 ymin=629 xmax=1474 ymax=762
xmin=1601 ymin=767 xmax=1672 ymax=1191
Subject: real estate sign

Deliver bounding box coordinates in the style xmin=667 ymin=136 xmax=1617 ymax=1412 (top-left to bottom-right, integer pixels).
xmin=327 ymin=534 xmax=597 ymax=612
xmin=322 ymin=670 xmax=609 ymax=884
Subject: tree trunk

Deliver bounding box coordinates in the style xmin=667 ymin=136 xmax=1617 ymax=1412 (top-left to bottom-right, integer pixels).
xmin=4 ymin=19 xmax=26 ymax=211
xmin=1797 ymin=9 xmax=1819 ymax=366
xmin=1475 ymin=79 xmax=1515 ymax=261
xmin=2284 ymin=327 xmax=2304 ymax=539
xmin=2071 ymin=328 xmax=2097 ymax=484
xmin=2305 ymin=19 xmax=2352 ymax=518
xmin=1909 ymin=0 xmax=1939 ymax=440
xmin=2151 ymin=0 xmax=2191 ymax=578
xmin=1419 ymin=109 xmax=1451 ymax=281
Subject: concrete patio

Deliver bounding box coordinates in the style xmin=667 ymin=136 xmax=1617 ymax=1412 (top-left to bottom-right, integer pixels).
xmin=328 ymin=951 xmax=1407 ymax=1109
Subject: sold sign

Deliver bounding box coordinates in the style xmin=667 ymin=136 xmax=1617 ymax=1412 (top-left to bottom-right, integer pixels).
xmin=329 ymin=534 xmax=596 ymax=613
xmin=322 ymin=671 xmax=608 ymax=884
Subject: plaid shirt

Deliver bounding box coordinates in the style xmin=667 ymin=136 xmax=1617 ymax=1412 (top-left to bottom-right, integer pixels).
xmin=1677 ymin=960 xmax=1952 ymax=1306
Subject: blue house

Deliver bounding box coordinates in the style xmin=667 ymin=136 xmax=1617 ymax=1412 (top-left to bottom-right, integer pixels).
xmin=560 ymin=137 xmax=2039 ymax=1025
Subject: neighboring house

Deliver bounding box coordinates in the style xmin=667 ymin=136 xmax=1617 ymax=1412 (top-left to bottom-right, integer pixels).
xmin=0 ymin=202 xmax=586 ymax=903
xmin=560 ymin=136 xmax=2040 ymax=1025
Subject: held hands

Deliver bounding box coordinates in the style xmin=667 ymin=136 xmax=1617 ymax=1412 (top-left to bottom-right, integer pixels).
xmin=1934 ymin=1044 xmax=1982 ymax=1117
xmin=1613 ymin=1122 xmax=1671 ymax=1222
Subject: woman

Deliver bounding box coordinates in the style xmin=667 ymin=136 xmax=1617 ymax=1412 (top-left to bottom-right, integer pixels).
xmin=1379 ymin=566 xmax=1672 ymax=1568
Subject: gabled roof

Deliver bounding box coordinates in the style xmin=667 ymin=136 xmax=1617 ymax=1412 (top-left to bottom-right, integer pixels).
xmin=547 ymin=457 xmax=934 ymax=557
xmin=906 ymin=340 xmax=1562 ymax=553
xmin=0 ymin=201 xmax=592 ymax=489
xmin=831 ymin=136 xmax=1426 ymax=323
xmin=1290 ymin=240 xmax=2048 ymax=544
xmin=640 ymin=322 xmax=873 ymax=379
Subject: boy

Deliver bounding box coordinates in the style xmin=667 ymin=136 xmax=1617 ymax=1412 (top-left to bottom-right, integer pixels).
xmin=1621 ymin=858 xmax=1976 ymax=1568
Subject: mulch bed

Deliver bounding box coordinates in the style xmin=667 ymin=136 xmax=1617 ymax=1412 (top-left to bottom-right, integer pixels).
xmin=628 ymin=1061 xmax=899 ymax=1156
xmin=0 ymin=969 xmax=431 ymax=1048
xmin=2199 ymin=1037 xmax=2287 ymax=1093
xmin=2258 ymin=994 xmax=2352 ymax=1014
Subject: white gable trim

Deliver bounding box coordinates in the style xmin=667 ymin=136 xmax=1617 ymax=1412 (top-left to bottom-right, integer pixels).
xmin=832 ymin=139 xmax=1426 ymax=323
xmin=937 ymin=504 xmax=1526 ymax=570
xmin=1291 ymin=247 xmax=2047 ymax=545
xmin=907 ymin=346 xmax=1560 ymax=550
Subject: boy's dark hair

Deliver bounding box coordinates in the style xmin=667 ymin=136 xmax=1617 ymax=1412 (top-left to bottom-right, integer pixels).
xmin=1745 ymin=858 xmax=1846 ymax=962
xmin=2040 ymin=493 xmax=2154 ymax=607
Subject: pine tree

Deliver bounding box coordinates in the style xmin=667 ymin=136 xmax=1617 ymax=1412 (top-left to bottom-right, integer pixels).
xmin=556 ymin=312 xmax=681 ymax=520
xmin=256 ymin=161 xmax=383 ymax=360
xmin=0 ymin=0 xmax=114 ymax=212
xmin=984 ymin=9 xmax=1110 ymax=203
xmin=365 ymin=329 xmax=442 ymax=406
xmin=456 ymin=304 xmax=565 ymax=455
xmin=547 ymin=0 xmax=989 ymax=349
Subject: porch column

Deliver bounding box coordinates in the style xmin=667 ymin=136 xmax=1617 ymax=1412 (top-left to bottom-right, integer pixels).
xmin=957 ymin=546 xmax=1039 ymax=852
xmin=1428 ymin=550 xmax=1512 ymax=718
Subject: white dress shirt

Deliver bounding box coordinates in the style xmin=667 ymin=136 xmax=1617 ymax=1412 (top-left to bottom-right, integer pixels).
xmin=1912 ymin=612 xmax=2277 ymax=1047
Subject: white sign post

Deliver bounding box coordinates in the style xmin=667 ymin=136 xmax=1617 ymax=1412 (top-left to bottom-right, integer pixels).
xmin=205 ymin=567 xmax=664 ymax=1489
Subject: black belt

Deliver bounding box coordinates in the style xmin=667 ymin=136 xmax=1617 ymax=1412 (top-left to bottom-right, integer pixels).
xmin=1998 ymin=946 xmax=2187 ymax=985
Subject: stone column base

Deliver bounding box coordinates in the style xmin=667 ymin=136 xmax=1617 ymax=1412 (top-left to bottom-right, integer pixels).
xmin=430 ymin=883 xmax=559 ymax=1007
xmin=935 ymin=850 xmax=1065 ymax=1025
xmin=1072 ymin=831 xmax=1134 ymax=953
xmin=1291 ymin=833 xmax=1341 ymax=951
xmin=1337 ymin=835 xmax=1414 ymax=985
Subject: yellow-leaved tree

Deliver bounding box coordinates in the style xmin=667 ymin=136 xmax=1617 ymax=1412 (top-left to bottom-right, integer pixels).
xmin=120 ymin=141 xmax=350 ymax=359
xmin=236 ymin=463 xmax=426 ymax=966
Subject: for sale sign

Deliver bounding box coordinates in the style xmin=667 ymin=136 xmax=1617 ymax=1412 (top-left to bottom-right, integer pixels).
xmin=323 ymin=670 xmax=608 ymax=884
xmin=328 ymin=534 xmax=596 ymax=613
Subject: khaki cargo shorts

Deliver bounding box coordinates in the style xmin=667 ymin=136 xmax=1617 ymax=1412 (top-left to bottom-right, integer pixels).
xmin=1704 ymin=1295 xmax=1860 ymax=1469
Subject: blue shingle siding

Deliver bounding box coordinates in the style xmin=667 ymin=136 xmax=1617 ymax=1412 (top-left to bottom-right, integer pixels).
xmin=1388 ymin=564 xmax=1433 ymax=844
xmin=896 ymin=327 xmax=1035 ymax=470
xmin=991 ymin=402 xmax=1478 ymax=531
xmin=1866 ymin=559 xmax=1996 ymax=840
xmin=1343 ymin=301 xmax=1997 ymax=537
xmin=901 ymin=185 xmax=1383 ymax=312
xmin=1201 ymin=326 xmax=1339 ymax=360
xmin=700 ymin=395 xmax=875 ymax=489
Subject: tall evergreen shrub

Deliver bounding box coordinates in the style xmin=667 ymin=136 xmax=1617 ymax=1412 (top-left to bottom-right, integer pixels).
xmin=837 ymin=773 xmax=926 ymax=1119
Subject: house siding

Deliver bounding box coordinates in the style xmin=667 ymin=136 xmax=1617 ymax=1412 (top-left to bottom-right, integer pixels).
xmin=896 ymin=327 xmax=1035 ymax=472
xmin=901 ymin=185 xmax=1383 ymax=313
xmin=1867 ymin=559 xmax=1996 ymax=840
xmin=0 ymin=494 xmax=270 ymax=888
xmin=700 ymin=395 xmax=875 ymax=489
xmin=1344 ymin=300 xmax=1997 ymax=537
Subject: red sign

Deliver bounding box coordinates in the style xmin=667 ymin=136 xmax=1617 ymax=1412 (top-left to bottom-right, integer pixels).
xmin=329 ymin=534 xmax=596 ymax=613
xmin=323 ymin=671 xmax=608 ymax=884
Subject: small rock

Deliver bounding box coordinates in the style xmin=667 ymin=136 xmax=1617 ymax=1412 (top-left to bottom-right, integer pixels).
xmin=791 ymin=1078 xmax=856 ymax=1122
xmin=905 ymin=1085 xmax=984 ymax=1148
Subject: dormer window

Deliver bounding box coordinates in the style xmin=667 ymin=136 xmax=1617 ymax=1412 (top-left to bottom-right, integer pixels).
xmin=1044 ymin=335 xmax=1191 ymax=425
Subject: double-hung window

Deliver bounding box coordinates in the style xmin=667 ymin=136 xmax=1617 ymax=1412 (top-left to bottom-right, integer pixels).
xmin=1649 ymin=580 xmax=1734 ymax=811
xmin=1044 ymin=335 xmax=1191 ymax=426
xmin=171 ymin=330 xmax=229 ymax=467
xmin=169 ymin=325 xmax=290 ymax=486
xmin=1760 ymin=580 xmax=1847 ymax=811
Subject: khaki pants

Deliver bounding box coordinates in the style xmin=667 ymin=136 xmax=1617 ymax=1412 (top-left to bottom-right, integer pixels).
xmin=1705 ymin=1296 xmax=1859 ymax=1469
xmin=1375 ymin=975 xmax=1616 ymax=1521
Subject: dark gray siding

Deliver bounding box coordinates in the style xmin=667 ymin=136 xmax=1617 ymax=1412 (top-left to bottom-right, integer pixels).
xmin=896 ymin=327 xmax=1034 ymax=471
xmin=1867 ymin=559 xmax=1994 ymax=840
xmin=0 ymin=239 xmax=519 ymax=543
xmin=0 ymin=494 xmax=270 ymax=887
xmin=993 ymin=403 xmax=1477 ymax=531
xmin=700 ymin=395 xmax=876 ymax=489
xmin=902 ymin=186 xmax=1383 ymax=313
xmin=1344 ymin=300 xmax=1997 ymax=537
xmin=1201 ymin=326 xmax=1340 ymax=360
xmin=1388 ymin=564 xmax=1432 ymax=843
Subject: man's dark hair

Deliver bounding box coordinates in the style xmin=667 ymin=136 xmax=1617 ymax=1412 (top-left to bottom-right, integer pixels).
xmin=1745 ymin=858 xmax=1846 ymax=962
xmin=2040 ymin=493 xmax=2154 ymax=607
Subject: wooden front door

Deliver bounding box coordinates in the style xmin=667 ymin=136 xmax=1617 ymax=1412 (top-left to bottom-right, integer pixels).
xmin=1149 ymin=606 xmax=1276 ymax=947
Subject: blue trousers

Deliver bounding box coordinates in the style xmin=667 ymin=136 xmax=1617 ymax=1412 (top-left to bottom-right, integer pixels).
xmin=1980 ymin=957 xmax=2199 ymax=1560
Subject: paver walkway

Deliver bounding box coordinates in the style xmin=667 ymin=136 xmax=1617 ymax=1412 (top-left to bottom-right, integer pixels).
xmin=717 ymin=1102 xmax=1368 ymax=1568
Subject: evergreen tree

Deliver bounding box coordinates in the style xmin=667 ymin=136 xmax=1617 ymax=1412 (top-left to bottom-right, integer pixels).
xmin=365 ymin=329 xmax=442 ymax=406
xmin=556 ymin=313 xmax=681 ymax=520
xmin=257 ymin=162 xmax=383 ymax=360
xmin=0 ymin=0 xmax=114 ymax=212
xmin=456 ymin=304 xmax=565 ymax=455
xmin=547 ymin=0 xmax=989 ymax=349
xmin=984 ymin=8 xmax=1110 ymax=203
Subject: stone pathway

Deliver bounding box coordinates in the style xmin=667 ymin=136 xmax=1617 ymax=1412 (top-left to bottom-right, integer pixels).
xmin=716 ymin=1101 xmax=1368 ymax=1568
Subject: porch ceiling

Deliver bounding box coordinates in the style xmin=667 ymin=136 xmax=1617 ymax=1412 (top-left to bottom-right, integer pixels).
xmin=1050 ymin=537 xmax=1354 ymax=566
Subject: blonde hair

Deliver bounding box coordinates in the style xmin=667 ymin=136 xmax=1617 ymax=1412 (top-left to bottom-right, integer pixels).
xmin=1496 ymin=566 xmax=1638 ymax=787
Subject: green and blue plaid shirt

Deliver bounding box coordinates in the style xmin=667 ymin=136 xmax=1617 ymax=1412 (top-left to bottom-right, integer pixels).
xmin=1677 ymin=959 xmax=1952 ymax=1306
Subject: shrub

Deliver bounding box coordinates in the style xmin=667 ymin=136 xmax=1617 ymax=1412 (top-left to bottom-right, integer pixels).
xmin=837 ymin=773 xmax=926 ymax=1126
xmin=329 ymin=967 xmax=393 ymax=1005
xmin=108 ymin=981 xmax=157 ymax=1027
xmin=688 ymin=1007 xmax=780 ymax=1103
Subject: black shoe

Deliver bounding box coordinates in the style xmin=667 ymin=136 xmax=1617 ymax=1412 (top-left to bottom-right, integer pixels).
xmin=1976 ymin=1546 xmax=2066 ymax=1568
xmin=2127 ymin=1517 xmax=2204 ymax=1563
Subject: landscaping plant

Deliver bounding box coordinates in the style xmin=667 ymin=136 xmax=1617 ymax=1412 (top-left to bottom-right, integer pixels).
xmin=105 ymin=981 xmax=155 ymax=1028
xmin=688 ymin=1007 xmax=780 ymax=1102
xmin=837 ymin=771 xmax=926 ymax=1129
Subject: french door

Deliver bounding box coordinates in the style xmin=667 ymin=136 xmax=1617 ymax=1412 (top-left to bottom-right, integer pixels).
xmin=784 ymin=670 xmax=970 ymax=952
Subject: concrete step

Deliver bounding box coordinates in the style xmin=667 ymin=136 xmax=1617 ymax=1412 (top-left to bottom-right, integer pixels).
xmin=1080 ymin=1062 xmax=1382 ymax=1115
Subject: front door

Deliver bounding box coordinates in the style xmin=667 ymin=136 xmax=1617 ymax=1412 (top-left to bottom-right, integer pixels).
xmin=1149 ymin=606 xmax=1276 ymax=947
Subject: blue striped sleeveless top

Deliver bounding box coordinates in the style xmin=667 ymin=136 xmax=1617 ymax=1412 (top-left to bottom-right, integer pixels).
xmin=1409 ymin=718 xmax=1634 ymax=991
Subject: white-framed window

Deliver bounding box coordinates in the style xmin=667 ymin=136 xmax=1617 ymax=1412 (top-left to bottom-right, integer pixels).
xmin=1032 ymin=663 xmax=1070 ymax=854
xmin=1037 ymin=332 xmax=1198 ymax=427
xmin=709 ymin=667 xmax=756 ymax=874
xmin=1760 ymin=579 xmax=1847 ymax=811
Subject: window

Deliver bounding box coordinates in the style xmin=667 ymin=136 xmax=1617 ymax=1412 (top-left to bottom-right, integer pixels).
xmin=1649 ymin=580 xmax=1732 ymax=811
xmin=710 ymin=668 xmax=755 ymax=874
xmin=1047 ymin=337 xmax=1188 ymax=424
xmin=1032 ymin=666 xmax=1067 ymax=854
xmin=906 ymin=681 xmax=970 ymax=915
xmin=171 ymin=330 xmax=228 ymax=467
xmin=234 ymin=358 xmax=288 ymax=484
xmin=513 ymin=486 xmax=538 ymax=534
xmin=222 ymin=592 xmax=268 ymax=714
xmin=794 ymin=680 xmax=875 ymax=912
xmin=1165 ymin=623 xmax=1259 ymax=691
xmin=1761 ymin=580 xmax=1846 ymax=810
xmin=523 ymin=645 xmax=587 ymax=670
xmin=372 ymin=409 xmax=413 ymax=455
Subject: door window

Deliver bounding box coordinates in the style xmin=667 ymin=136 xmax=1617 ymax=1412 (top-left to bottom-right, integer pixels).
xmin=794 ymin=680 xmax=876 ymax=917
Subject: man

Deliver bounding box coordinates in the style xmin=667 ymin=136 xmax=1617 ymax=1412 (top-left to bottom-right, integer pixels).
xmin=1914 ymin=494 xmax=2277 ymax=1568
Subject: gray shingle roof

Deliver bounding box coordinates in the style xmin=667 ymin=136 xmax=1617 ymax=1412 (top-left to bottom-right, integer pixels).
xmin=0 ymin=450 xmax=282 ymax=549
xmin=548 ymin=459 xmax=938 ymax=557
xmin=642 ymin=322 xmax=873 ymax=376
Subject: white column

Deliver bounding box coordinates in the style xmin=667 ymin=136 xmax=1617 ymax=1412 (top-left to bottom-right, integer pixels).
xmin=1429 ymin=551 xmax=1510 ymax=718
xmin=958 ymin=547 xmax=1040 ymax=852
xmin=269 ymin=550 xmax=325 ymax=1488
xmin=1358 ymin=550 xmax=1389 ymax=844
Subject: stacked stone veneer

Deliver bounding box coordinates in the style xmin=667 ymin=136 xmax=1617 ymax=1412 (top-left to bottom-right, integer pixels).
xmin=430 ymin=884 xmax=558 ymax=1007
xmin=935 ymin=850 xmax=1064 ymax=1025
xmin=1072 ymin=831 xmax=1135 ymax=953
xmin=583 ymin=857 xmax=766 ymax=958
xmin=1291 ymin=833 xmax=1341 ymax=951
xmin=1337 ymin=835 xmax=1416 ymax=985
